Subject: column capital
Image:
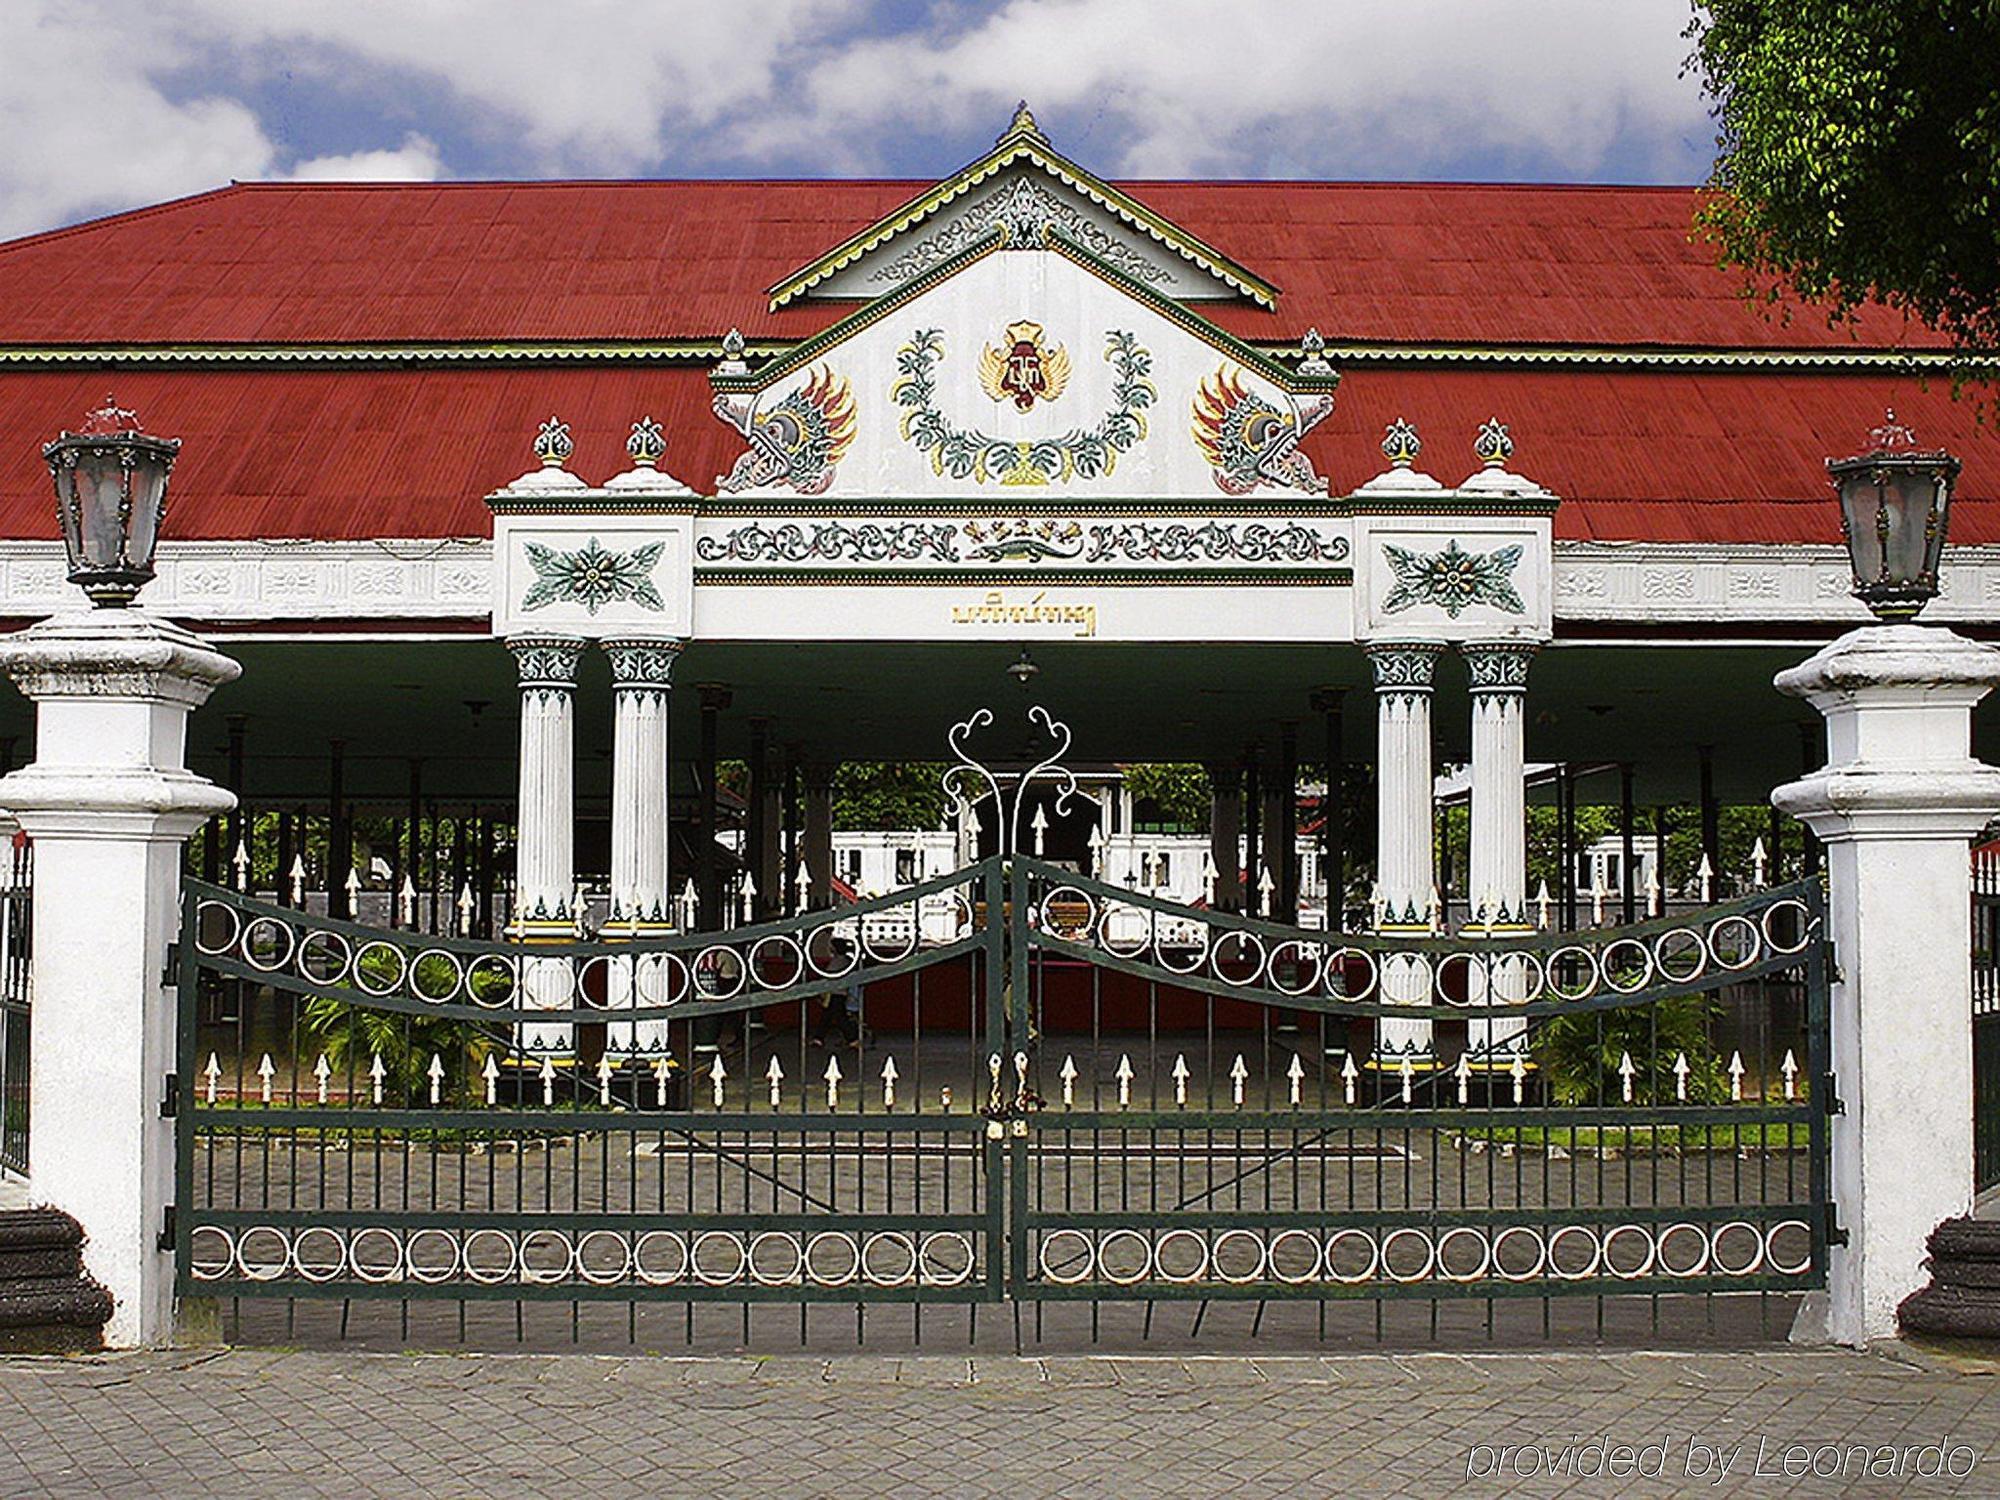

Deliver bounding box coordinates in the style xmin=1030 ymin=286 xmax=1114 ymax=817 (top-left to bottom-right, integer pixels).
xmin=508 ymin=634 xmax=585 ymax=689
xmin=602 ymin=636 xmax=685 ymax=690
xmin=1365 ymin=640 xmax=1446 ymax=694
xmin=1461 ymin=638 xmax=1540 ymax=694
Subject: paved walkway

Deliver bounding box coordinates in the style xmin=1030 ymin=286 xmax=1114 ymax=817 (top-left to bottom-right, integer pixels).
xmin=3 ymin=1344 xmax=1999 ymax=1497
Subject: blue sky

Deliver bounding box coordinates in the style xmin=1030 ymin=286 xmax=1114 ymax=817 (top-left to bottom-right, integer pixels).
xmin=1 ymin=0 xmax=1716 ymax=240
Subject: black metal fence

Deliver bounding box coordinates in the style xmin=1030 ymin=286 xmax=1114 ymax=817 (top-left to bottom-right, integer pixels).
xmin=0 ymin=833 xmax=30 ymax=1180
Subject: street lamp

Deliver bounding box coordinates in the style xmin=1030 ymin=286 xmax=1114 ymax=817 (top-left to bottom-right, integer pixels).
xmin=1828 ymin=408 xmax=1960 ymax=622
xmin=41 ymin=395 xmax=179 ymax=607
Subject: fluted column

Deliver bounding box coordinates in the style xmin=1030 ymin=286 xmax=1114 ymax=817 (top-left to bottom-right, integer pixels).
xmin=604 ymin=637 xmax=683 ymax=1055
xmin=1206 ymin=761 xmax=1242 ymax=911
xmin=804 ymin=763 xmax=835 ymax=908
xmin=1367 ymin=641 xmax=1445 ymax=1067
xmin=509 ymin=634 xmax=584 ymax=1053
xmin=1463 ymin=639 xmax=1538 ymax=1062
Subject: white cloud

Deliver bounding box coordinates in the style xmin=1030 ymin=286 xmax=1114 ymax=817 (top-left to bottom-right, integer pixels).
xmin=777 ymin=0 xmax=1709 ymax=181
xmin=0 ymin=1 xmax=277 ymax=238
xmin=287 ymin=134 xmax=442 ymax=182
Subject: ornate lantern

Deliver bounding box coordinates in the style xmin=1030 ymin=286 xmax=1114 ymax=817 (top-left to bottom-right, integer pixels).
xmin=42 ymin=396 xmax=180 ymax=607
xmin=1827 ymin=409 xmax=1960 ymax=622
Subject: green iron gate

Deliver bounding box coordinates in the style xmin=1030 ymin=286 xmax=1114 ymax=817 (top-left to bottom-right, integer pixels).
xmin=174 ymin=857 xmax=1828 ymax=1341
xmin=1005 ymin=858 xmax=1829 ymax=1329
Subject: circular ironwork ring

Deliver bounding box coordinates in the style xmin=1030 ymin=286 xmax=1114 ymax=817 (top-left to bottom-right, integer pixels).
xmin=1546 ymin=1224 xmax=1603 ymax=1280
xmin=236 ymin=1226 xmax=290 ymax=1282
xmin=1760 ymin=899 xmax=1815 ymax=957
xmin=290 ymin=1226 xmax=347 ymax=1284
xmin=240 ymin=916 xmax=297 ymax=975
xmin=1601 ymin=1222 xmax=1658 ymax=1280
xmin=803 ymin=1231 xmax=861 ymax=1288
xmin=188 ymin=1226 xmax=235 ymax=1282
xmin=1764 ymin=1220 xmax=1813 ymax=1277
xmin=1435 ymin=1225 xmax=1493 ymax=1283
xmin=192 ymin=900 xmax=242 ymax=957
xmin=1096 ymin=902 xmax=1151 ymax=961
xmin=1325 ymin=947 xmax=1379 ymax=1004
xmin=803 ymin=917 xmax=862 ymax=982
xmin=405 ymin=1227 xmax=463 ymax=1285
xmin=1152 ymin=1227 xmax=1210 ymax=1284
xmin=1652 ymin=927 xmax=1707 ymax=984
xmin=1656 ymin=1222 xmax=1711 ymax=1278
xmin=1544 ymin=945 xmax=1601 ymax=1004
xmin=860 ymin=1231 xmax=919 ymax=1288
xmin=297 ymin=929 xmax=354 ymax=988
xmin=518 ymin=1228 xmax=575 ymax=1285
xmin=632 ymin=1230 xmax=688 ymax=1286
xmin=409 ymin=948 xmax=465 ymax=1005
xmin=1706 ymin=914 xmax=1763 ymax=972
xmin=465 ymin=952 xmax=518 ymax=1009
xmin=1490 ymin=1225 xmax=1547 ymax=1282
xmin=691 ymin=1230 xmax=747 ymax=1286
xmin=918 ymin=1232 xmax=976 ymax=1288
xmin=1379 ymin=1227 xmax=1437 ymax=1284
xmin=1210 ymin=1227 xmax=1268 ymax=1284
xmin=748 ymin=1231 xmax=804 ymax=1287
xmin=1598 ymin=937 xmax=1655 ymax=995
xmin=1268 ymin=941 xmax=1325 ymax=999
xmin=1037 ymin=1227 xmax=1095 ymax=1285
xmin=1324 ymin=1227 xmax=1381 ymax=1284
xmin=692 ymin=946 xmax=748 ymax=1002
xmin=1037 ymin=886 xmax=1097 ymax=945
xmin=1708 ymin=1220 xmax=1765 ymax=1277
xmin=347 ymin=1226 xmax=406 ymax=1284
xmin=747 ymin=934 xmax=807 ymax=994
xmin=1209 ymin=929 xmax=1270 ymax=990
xmin=462 ymin=1227 xmax=519 ymax=1285
xmin=1268 ymin=1228 xmax=1324 ymax=1285
xmin=575 ymin=1229 xmax=633 ymax=1286
xmin=1153 ymin=915 xmax=1211 ymax=976
xmin=1094 ymin=1228 xmax=1152 ymax=1286
xmin=351 ymin=940 xmax=408 ymax=998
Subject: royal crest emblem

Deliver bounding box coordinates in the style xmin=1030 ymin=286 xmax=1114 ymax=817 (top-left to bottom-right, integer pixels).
xmin=713 ymin=366 xmax=858 ymax=496
xmin=1190 ymin=367 xmax=1332 ymax=496
xmin=978 ymin=321 xmax=1071 ymax=412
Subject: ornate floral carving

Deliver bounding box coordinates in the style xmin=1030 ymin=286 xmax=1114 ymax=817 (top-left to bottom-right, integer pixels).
xmin=1462 ymin=641 xmax=1537 ymax=693
xmin=695 ymin=521 xmax=958 ymax=564
xmin=1082 ymin=521 xmax=1348 ymax=564
xmin=1474 ymin=417 xmax=1514 ymax=468
xmin=532 ymin=416 xmax=573 ymax=469
xmin=509 ymin=636 xmax=584 ymax=688
xmin=891 ymin=328 xmax=1154 ymax=486
xmin=867 ymin=175 xmax=1177 ymax=287
xmin=964 ymin=518 xmax=1083 ymax=562
xmin=1381 ymin=417 xmax=1421 ymax=469
xmin=522 ymin=537 xmax=665 ymax=614
xmin=626 ymin=416 xmax=666 ymax=468
xmin=1381 ymin=540 xmax=1525 ymax=618
xmin=603 ymin=638 xmax=683 ymax=688
xmin=1366 ymin=642 xmax=1445 ymax=692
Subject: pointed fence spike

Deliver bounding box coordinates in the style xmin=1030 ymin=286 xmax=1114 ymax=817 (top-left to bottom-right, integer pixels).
xmin=1399 ymin=1055 xmax=1414 ymax=1105
xmin=538 ymin=1055 xmax=555 ymax=1107
xmin=596 ymin=1054 xmax=615 ymax=1105
xmin=1341 ymin=1053 xmax=1359 ymax=1106
xmin=1455 ymin=1052 xmax=1470 ymax=1105
xmin=1727 ymin=1049 xmax=1745 ymax=1102
xmin=1535 ymin=880 xmax=1552 ymax=931
xmin=289 ymin=853 xmax=307 ymax=904
xmin=1115 ymin=1053 xmax=1134 ymax=1109
xmin=1781 ymin=1048 xmax=1799 ymax=1100
xmin=1618 ymin=1050 xmax=1636 ymax=1103
xmin=1287 ymin=1053 xmax=1305 ymax=1108
xmin=1673 ymin=1051 xmax=1690 ymax=1103
xmin=1172 ymin=1053 xmax=1191 ymax=1107
xmin=428 ymin=1052 xmax=446 ymax=1106
xmin=824 ymin=1053 xmax=843 ymax=1110
xmin=653 ymin=1056 xmax=672 ymax=1108
xmin=1698 ymin=854 xmax=1714 ymax=903
xmin=370 ymin=1052 xmax=386 ymax=1106
xmin=1058 ymin=1054 xmax=1078 ymax=1109
xmin=483 ymin=1053 xmax=500 ymax=1106
xmin=255 ymin=1052 xmax=275 ymax=1104
xmin=1510 ymin=1051 xmax=1527 ymax=1105
xmin=1229 ymin=1053 xmax=1249 ymax=1108
xmin=881 ymin=1055 xmax=899 ymax=1109
xmin=1752 ymin=838 xmax=1768 ymax=888
xmin=313 ymin=1052 xmax=331 ymax=1105
xmin=767 ymin=1055 xmax=785 ymax=1108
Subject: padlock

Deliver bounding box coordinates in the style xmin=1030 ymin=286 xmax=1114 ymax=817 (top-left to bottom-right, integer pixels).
xmin=986 ymin=1118 xmax=1004 ymax=1140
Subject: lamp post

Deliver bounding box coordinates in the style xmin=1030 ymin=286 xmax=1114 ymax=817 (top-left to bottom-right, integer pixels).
xmin=1773 ymin=410 xmax=2000 ymax=1344
xmin=1827 ymin=409 xmax=1961 ymax=623
xmin=42 ymin=395 xmax=180 ymax=608
xmin=0 ymin=400 xmax=237 ymax=1345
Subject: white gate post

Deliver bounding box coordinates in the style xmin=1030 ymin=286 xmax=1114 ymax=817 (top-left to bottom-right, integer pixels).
xmin=0 ymin=610 xmax=238 ymax=1347
xmin=1773 ymin=623 xmax=2000 ymax=1345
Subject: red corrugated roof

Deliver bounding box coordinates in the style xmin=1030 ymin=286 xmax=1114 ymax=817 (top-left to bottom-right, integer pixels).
xmin=0 ymin=180 xmax=1951 ymax=351
xmin=0 ymin=365 xmax=1987 ymax=545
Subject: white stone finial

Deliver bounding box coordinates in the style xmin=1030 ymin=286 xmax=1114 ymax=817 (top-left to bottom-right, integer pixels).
xmin=532 ymin=416 xmax=573 ymax=469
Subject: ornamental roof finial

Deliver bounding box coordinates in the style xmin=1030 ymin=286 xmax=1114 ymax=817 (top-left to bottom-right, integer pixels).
xmin=1867 ymin=407 xmax=1920 ymax=452
xmin=1001 ymin=100 xmax=1046 ymax=144
xmin=1382 ymin=417 xmax=1421 ymax=469
xmin=715 ymin=327 xmax=750 ymax=377
xmin=1298 ymin=327 xmax=1334 ymax=377
xmin=1474 ymin=417 xmax=1514 ymax=468
xmin=626 ymin=415 xmax=665 ymax=468
xmin=532 ymin=416 xmax=573 ymax=469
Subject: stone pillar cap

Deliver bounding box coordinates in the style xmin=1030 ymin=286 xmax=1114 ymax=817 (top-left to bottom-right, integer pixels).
xmin=1776 ymin=623 xmax=2000 ymax=701
xmin=0 ymin=609 xmax=240 ymax=703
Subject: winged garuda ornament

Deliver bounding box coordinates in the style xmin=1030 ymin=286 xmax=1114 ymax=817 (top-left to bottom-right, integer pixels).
xmin=1190 ymin=366 xmax=1331 ymax=495
xmin=713 ymin=365 xmax=858 ymax=495
xmin=978 ymin=321 xmax=1071 ymax=412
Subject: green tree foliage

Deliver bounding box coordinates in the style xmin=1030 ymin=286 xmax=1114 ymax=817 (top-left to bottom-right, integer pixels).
xmin=1121 ymin=762 xmax=1210 ymax=831
xmin=831 ymin=762 xmax=947 ymax=832
xmin=1689 ymin=3 xmax=2000 ymax=366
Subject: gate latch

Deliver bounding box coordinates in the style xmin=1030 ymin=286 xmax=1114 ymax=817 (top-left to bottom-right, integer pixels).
xmin=982 ymin=1051 xmax=1044 ymax=1138
xmin=160 ymin=1072 xmax=179 ymax=1119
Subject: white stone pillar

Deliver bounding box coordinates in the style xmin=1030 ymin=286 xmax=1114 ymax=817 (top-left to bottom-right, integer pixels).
xmin=0 ymin=611 xmax=238 ymax=1347
xmin=1367 ymin=641 xmax=1444 ymax=1066
xmin=603 ymin=638 xmax=681 ymax=1056
xmin=509 ymin=635 xmax=584 ymax=1054
xmin=1773 ymin=624 xmax=2000 ymax=1345
xmin=1463 ymin=639 xmax=1538 ymax=1061
xmin=804 ymin=765 xmax=835 ymax=908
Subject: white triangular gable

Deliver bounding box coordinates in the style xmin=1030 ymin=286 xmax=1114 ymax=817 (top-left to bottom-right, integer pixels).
xmin=713 ymin=238 xmax=1334 ymax=503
